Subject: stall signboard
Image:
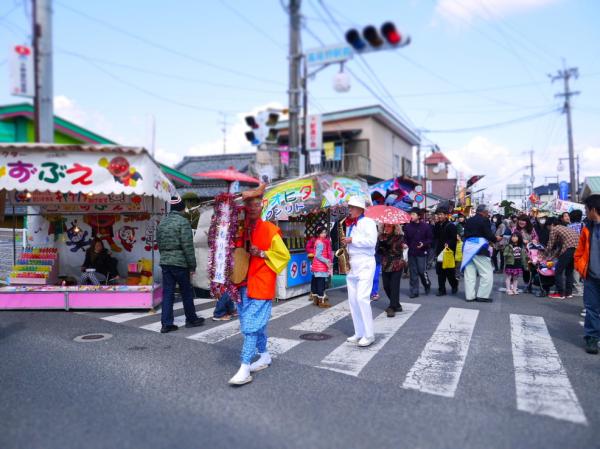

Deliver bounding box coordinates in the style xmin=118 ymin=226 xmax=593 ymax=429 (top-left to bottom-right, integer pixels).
xmin=287 ymin=252 xmax=312 ymax=287
xmin=262 ymin=178 xmax=316 ymax=220
xmin=0 ymin=148 xmax=176 ymax=201
xmin=553 ymin=199 xmax=585 ymax=213
xmin=306 ymin=115 xmax=322 ymax=151
xmin=322 ymin=176 xmax=370 ymax=207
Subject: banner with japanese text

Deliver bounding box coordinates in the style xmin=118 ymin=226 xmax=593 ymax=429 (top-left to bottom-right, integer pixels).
xmin=0 ymin=147 xmax=176 ymax=201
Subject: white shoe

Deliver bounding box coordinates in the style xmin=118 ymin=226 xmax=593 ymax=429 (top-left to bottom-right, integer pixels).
xmin=228 ymin=364 xmax=253 ymax=386
xmin=580 ymin=310 xmax=586 ymax=317
xmin=346 ymin=335 xmax=361 ymax=344
xmin=358 ymin=336 xmax=375 ymax=347
xmin=250 ymin=352 xmax=272 ymax=373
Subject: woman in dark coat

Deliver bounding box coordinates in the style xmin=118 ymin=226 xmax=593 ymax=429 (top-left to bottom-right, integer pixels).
xmin=80 ymin=239 xmax=118 ymax=285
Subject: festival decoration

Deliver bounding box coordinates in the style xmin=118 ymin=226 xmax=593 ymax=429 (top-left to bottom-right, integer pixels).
xmin=65 ymin=220 xmax=91 ymax=252
xmin=118 ymin=225 xmax=138 ymax=252
xmin=84 ymin=214 xmax=122 ymax=252
xmin=207 ymin=193 xmax=240 ymax=302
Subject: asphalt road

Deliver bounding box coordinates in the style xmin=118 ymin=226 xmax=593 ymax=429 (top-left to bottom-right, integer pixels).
xmin=1 ymin=274 xmax=599 ymax=449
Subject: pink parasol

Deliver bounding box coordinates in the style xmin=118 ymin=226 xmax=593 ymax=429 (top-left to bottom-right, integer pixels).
xmin=365 ymin=205 xmax=411 ymax=225
xmin=193 ymin=166 xmax=259 ymax=184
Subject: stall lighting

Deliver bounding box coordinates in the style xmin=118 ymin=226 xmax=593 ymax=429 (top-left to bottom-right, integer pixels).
xmin=25 ymin=192 xmax=32 ymax=199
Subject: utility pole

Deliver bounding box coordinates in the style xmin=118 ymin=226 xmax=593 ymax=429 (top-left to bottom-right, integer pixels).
xmin=550 ymin=63 xmax=579 ymax=202
xmin=523 ymin=149 xmax=535 ymax=195
xmin=33 ymin=0 xmax=54 ymax=143
xmin=219 ymin=112 xmax=228 ymax=154
xmin=287 ymin=0 xmax=303 ymax=176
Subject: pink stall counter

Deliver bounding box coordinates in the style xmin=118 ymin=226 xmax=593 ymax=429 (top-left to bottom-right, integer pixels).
xmin=0 ymin=285 xmax=163 ymax=310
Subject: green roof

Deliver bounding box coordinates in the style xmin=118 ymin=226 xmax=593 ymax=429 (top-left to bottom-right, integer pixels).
xmin=581 ymin=176 xmax=600 ymax=201
xmin=0 ymin=102 xmax=116 ymax=144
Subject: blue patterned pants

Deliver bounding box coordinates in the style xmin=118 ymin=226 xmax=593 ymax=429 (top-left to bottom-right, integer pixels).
xmin=237 ymin=287 xmax=272 ymax=364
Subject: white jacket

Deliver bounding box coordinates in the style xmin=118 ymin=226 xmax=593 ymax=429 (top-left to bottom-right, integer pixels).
xmin=347 ymin=216 xmax=378 ymax=259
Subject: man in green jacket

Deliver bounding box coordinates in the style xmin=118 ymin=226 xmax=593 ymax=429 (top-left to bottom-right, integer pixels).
xmin=157 ymin=197 xmax=204 ymax=333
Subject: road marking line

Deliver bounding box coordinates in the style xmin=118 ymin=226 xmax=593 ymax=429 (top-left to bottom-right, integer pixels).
xmin=102 ymin=298 xmax=213 ymax=323
xmin=510 ymin=314 xmax=587 ymax=425
xmin=140 ymin=308 xmax=215 ymax=333
xmin=187 ymin=296 xmax=311 ymax=344
xmin=267 ymin=337 xmax=302 ymax=357
xmin=290 ymin=300 xmax=350 ymax=332
xmin=402 ymin=307 xmax=479 ymax=398
xmin=316 ymin=303 xmax=420 ymax=377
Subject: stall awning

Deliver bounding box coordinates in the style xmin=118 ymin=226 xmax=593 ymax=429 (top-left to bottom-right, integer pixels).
xmin=0 ymin=144 xmax=177 ymax=202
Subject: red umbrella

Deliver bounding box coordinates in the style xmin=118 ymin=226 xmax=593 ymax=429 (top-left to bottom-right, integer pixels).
xmin=365 ymin=205 xmax=411 ymax=225
xmin=193 ymin=166 xmax=259 ymax=184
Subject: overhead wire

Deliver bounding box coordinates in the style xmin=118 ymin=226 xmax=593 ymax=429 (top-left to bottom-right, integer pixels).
xmin=54 ymin=0 xmax=285 ymax=86
xmin=315 ymin=0 xmax=416 ymax=127
xmin=422 ymin=108 xmax=559 ymax=133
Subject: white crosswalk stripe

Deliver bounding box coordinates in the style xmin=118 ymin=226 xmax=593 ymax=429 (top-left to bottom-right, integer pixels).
xmin=76 ymin=296 xmax=591 ymax=424
xmin=290 ymin=300 xmax=350 ymax=332
xmin=316 ymin=303 xmax=421 ymax=377
xmin=402 ymin=307 xmax=479 ymax=398
xmin=267 ymin=337 xmax=302 ymax=357
xmin=102 ymin=298 xmax=213 ymax=323
xmin=510 ymin=314 xmax=587 ymax=425
xmin=140 ymin=308 xmax=215 ymax=333
xmin=187 ymin=296 xmax=312 ymax=344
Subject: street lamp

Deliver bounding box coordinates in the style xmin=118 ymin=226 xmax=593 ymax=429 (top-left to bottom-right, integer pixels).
xmin=557 ymin=156 xmax=580 ymax=201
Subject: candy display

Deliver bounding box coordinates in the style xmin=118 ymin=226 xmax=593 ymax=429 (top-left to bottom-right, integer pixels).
xmin=9 ymin=247 xmax=59 ymax=285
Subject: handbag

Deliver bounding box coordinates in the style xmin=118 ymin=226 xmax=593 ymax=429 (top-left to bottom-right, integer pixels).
xmin=230 ymin=247 xmax=250 ymax=284
xmin=442 ymin=248 xmax=456 ymax=269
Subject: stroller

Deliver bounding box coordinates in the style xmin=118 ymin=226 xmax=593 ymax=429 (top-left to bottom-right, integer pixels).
xmin=526 ymin=242 xmax=556 ymax=297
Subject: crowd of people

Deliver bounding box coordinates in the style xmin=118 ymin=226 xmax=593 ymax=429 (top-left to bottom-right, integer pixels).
xmin=152 ymin=190 xmax=600 ymax=386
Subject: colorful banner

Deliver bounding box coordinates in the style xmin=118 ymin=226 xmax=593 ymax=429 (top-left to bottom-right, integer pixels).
xmin=287 ymin=252 xmax=312 ymax=287
xmin=334 ymin=145 xmax=343 ymax=161
xmin=322 ymin=176 xmax=369 ymax=207
xmin=324 ymin=142 xmax=335 ymax=161
xmin=280 ymin=151 xmax=289 ymax=166
xmin=0 ymin=148 xmax=176 ymax=201
xmin=212 ymin=203 xmax=231 ymax=285
xmin=262 ymin=178 xmax=316 ymax=220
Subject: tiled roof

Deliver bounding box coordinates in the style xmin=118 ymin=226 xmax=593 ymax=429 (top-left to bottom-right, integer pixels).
xmin=424 ymin=152 xmax=451 ymax=165
xmin=176 ymin=153 xmax=255 ymax=177
xmin=581 ymin=176 xmax=600 ymax=200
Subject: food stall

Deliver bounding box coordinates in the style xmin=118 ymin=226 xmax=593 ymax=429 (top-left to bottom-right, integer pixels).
xmin=0 ymin=144 xmax=177 ymax=310
xmin=261 ymin=173 xmax=370 ymax=299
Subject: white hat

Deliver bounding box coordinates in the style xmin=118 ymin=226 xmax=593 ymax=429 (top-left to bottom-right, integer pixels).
xmin=348 ymin=196 xmax=366 ymax=210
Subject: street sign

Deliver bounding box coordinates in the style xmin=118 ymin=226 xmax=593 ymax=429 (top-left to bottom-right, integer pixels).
xmin=9 ymin=44 xmax=34 ymax=97
xmin=306 ymin=114 xmax=322 ymax=151
xmin=306 ymin=44 xmax=353 ymax=66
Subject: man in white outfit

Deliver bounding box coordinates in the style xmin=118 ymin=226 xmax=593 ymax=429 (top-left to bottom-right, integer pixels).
xmin=343 ymin=196 xmax=378 ymax=348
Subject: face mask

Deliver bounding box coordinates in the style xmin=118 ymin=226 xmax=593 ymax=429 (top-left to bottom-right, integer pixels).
xmin=539 ymin=219 xmax=546 ymax=225
xmin=492 ymin=218 xmax=497 ymax=223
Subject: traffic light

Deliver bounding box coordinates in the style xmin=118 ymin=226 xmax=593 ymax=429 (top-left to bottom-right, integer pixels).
xmin=244 ymin=115 xmax=260 ymax=145
xmin=244 ymin=110 xmax=280 ymax=146
xmin=345 ymin=22 xmax=410 ymax=54
xmin=263 ymin=111 xmax=279 ymax=144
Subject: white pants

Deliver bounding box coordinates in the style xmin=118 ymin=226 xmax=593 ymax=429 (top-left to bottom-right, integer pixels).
xmin=347 ymin=255 xmax=376 ymax=339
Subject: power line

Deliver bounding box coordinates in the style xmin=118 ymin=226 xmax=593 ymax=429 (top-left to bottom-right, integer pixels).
xmin=217 ymin=0 xmax=286 ymax=51
xmin=58 ymin=49 xmax=284 ymax=94
xmin=80 ymin=57 xmax=238 ymax=114
xmin=316 ymin=0 xmax=415 ymax=127
xmin=422 ymin=108 xmax=559 ymax=133
xmin=54 ymin=0 xmax=284 ymax=86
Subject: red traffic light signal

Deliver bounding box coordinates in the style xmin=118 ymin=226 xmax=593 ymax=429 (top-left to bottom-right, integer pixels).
xmin=381 ymin=22 xmax=409 ymax=46
xmin=345 ymin=22 xmax=410 ymax=53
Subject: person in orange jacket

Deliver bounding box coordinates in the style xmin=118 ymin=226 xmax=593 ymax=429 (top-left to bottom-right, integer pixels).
xmin=228 ymin=184 xmax=291 ymax=385
xmin=574 ymin=194 xmax=600 ymax=354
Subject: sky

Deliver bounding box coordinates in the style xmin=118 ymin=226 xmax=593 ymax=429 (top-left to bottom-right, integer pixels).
xmin=1 ymin=0 xmax=599 ymax=204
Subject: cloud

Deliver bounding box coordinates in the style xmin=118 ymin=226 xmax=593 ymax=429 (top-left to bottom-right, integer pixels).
xmin=186 ymin=101 xmax=286 ymax=157
xmin=53 ymin=95 xmax=116 ymax=141
xmin=444 ymin=135 xmax=599 ymax=204
xmin=435 ymin=0 xmax=559 ymax=24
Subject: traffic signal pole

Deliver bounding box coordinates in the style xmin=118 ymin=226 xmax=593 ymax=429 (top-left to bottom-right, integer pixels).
xmin=551 ymin=65 xmax=579 ymax=202
xmin=288 ymin=0 xmax=303 ymax=176
xmin=33 ymin=0 xmax=54 ymax=143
